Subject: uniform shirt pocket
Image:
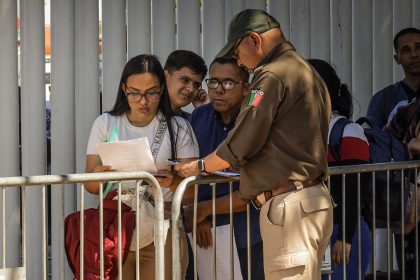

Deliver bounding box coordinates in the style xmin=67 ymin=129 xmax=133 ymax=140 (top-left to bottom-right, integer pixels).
xmin=300 ymin=195 xmax=332 ymax=214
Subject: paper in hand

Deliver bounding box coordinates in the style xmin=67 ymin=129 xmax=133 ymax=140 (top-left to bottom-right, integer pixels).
xmin=96 ymin=137 xmax=158 ymax=173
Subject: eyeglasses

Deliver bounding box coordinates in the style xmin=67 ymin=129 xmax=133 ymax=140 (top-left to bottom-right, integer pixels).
xmin=231 ymin=36 xmax=246 ymax=60
xmin=125 ymin=91 xmax=162 ymax=103
xmin=205 ymin=78 xmax=243 ymax=90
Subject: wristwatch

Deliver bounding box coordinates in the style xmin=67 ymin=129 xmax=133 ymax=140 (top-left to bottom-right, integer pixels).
xmin=197 ymin=159 xmax=209 ymax=176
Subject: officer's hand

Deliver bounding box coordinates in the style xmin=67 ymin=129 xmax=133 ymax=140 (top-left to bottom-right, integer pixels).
xmin=175 ymin=160 xmax=199 ymax=177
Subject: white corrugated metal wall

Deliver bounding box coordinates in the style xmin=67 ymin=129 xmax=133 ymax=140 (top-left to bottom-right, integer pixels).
xmin=0 ymin=0 xmax=419 ymax=278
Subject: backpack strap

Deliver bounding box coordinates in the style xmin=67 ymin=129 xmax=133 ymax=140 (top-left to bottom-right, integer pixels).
xmin=329 ymin=117 xmax=352 ymax=161
xmin=356 ymin=116 xmax=375 ymax=129
xmin=383 ymin=84 xmax=395 ymax=121
xmin=150 ymin=118 xmax=168 ymax=161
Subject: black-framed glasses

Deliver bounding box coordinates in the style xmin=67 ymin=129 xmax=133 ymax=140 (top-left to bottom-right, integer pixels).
xmin=125 ymin=91 xmax=162 ymax=103
xmin=231 ymin=36 xmax=247 ymax=60
xmin=205 ymin=78 xmax=243 ymax=90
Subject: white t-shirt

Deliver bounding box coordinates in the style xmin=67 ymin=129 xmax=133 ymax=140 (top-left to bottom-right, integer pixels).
xmin=86 ymin=111 xmax=199 ymax=201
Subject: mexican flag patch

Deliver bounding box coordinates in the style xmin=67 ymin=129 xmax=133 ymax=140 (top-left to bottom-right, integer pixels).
xmin=247 ymin=89 xmax=264 ymax=108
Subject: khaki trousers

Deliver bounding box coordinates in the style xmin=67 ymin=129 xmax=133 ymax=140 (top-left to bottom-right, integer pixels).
xmin=122 ymin=230 xmax=189 ymax=280
xmin=259 ymin=184 xmax=333 ymax=280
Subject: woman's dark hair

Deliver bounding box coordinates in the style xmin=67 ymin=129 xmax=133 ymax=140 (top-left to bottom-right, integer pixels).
xmin=108 ymin=54 xmax=177 ymax=158
xmin=308 ymin=59 xmax=353 ymax=119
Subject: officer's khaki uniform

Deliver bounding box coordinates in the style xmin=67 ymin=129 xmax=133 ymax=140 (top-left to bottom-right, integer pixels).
xmin=217 ymin=41 xmax=333 ymax=279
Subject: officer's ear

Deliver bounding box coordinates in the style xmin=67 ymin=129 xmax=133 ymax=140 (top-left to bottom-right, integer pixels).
xmin=249 ymin=32 xmax=262 ymax=52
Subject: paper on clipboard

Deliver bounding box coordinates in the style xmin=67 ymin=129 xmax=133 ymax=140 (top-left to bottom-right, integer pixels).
xmin=96 ymin=137 xmax=158 ymax=173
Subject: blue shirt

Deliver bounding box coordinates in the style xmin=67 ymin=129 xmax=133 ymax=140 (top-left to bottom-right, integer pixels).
xmin=367 ymin=81 xmax=416 ymax=129
xmin=189 ymin=103 xmax=262 ymax=249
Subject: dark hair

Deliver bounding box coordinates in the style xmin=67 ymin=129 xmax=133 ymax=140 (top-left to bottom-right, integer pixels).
xmin=164 ymin=50 xmax=208 ymax=79
xmin=108 ymin=54 xmax=178 ymax=158
xmin=308 ymin=59 xmax=353 ymax=119
xmin=393 ymin=27 xmax=420 ymax=52
xmin=209 ymin=56 xmax=249 ymax=82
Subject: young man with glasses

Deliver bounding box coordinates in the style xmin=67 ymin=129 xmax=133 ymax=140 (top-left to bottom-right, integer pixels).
xmin=164 ymin=50 xmax=208 ymax=119
xmin=186 ymin=56 xmax=264 ymax=279
xmin=176 ymin=9 xmax=333 ymax=279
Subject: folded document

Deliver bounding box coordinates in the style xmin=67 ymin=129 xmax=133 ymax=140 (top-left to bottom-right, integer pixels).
xmin=96 ymin=137 xmax=158 ymax=173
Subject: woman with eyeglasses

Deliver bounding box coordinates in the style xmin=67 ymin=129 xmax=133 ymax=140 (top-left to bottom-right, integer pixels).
xmin=84 ymin=54 xmax=198 ymax=279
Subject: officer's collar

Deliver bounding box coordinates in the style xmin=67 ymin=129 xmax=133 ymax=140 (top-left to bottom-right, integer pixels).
xmin=256 ymin=41 xmax=296 ymax=68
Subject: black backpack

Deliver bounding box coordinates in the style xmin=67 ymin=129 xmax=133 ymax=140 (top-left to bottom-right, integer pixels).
xmin=329 ymin=117 xmax=410 ymax=228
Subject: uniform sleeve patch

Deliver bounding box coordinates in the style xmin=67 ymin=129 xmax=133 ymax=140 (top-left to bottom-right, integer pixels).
xmin=248 ymin=89 xmax=264 ymax=108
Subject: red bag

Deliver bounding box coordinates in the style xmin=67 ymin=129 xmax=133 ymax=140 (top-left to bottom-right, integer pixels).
xmin=64 ymin=194 xmax=135 ymax=280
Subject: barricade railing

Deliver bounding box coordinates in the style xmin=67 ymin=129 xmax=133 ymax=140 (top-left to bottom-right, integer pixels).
xmin=1 ymin=161 xmax=419 ymax=280
xmin=171 ymin=175 xmax=242 ymax=280
xmin=0 ymin=171 xmax=165 ymax=280
xmin=172 ymin=161 xmax=420 ymax=280
xmin=328 ymin=161 xmax=420 ymax=280
xmin=171 ymin=175 xmax=331 ymax=280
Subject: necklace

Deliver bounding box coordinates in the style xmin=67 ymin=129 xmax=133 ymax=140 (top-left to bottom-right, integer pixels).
xmin=128 ymin=120 xmax=147 ymax=127
xmin=126 ymin=114 xmax=149 ymax=127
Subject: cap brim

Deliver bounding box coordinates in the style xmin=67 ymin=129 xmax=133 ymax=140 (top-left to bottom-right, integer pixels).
xmin=216 ymin=40 xmax=236 ymax=58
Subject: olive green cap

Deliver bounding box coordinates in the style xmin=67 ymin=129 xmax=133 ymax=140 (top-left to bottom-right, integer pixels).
xmin=216 ymin=9 xmax=280 ymax=58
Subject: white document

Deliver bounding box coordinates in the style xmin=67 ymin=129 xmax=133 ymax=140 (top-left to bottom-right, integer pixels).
xmin=96 ymin=137 xmax=158 ymax=173
xmin=187 ymin=224 xmax=243 ymax=280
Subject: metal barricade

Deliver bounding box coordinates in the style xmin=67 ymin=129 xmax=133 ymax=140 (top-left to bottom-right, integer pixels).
xmin=172 ymin=161 xmax=420 ymax=280
xmin=328 ymin=161 xmax=420 ymax=280
xmin=1 ymin=161 xmax=419 ymax=279
xmin=171 ymin=175 xmax=331 ymax=280
xmin=0 ymin=171 xmax=165 ymax=280
xmin=171 ymin=175 xmax=241 ymax=280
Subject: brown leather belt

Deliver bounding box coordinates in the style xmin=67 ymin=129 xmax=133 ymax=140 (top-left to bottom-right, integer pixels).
xmin=251 ymin=180 xmax=320 ymax=210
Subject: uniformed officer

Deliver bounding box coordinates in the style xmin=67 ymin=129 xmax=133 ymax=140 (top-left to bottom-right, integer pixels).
xmin=176 ymin=9 xmax=333 ymax=279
